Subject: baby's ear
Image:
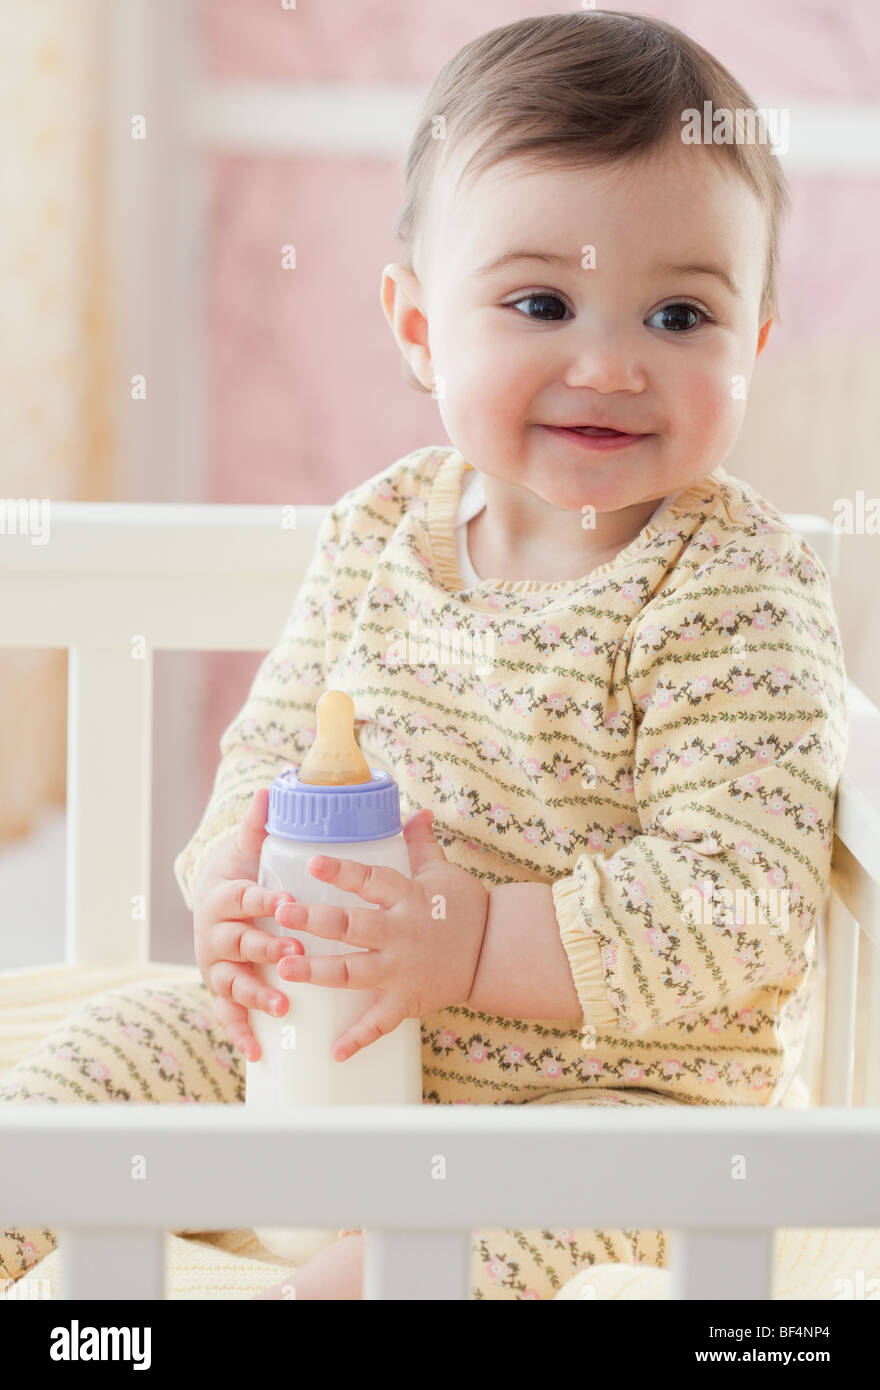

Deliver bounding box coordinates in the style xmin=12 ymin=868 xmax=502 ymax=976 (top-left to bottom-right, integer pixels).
xmin=756 ymin=318 xmax=773 ymax=357
xmin=399 ymin=356 xmax=433 ymax=394
xmin=381 ymin=262 xmax=433 ymax=392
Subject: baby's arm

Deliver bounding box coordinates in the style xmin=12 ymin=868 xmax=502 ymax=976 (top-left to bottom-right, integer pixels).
xmin=467 ymin=882 xmax=582 ymax=1019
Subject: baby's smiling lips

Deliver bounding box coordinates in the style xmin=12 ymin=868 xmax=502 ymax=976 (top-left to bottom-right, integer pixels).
xmin=549 ymin=422 xmax=641 ymax=435
xmin=541 ymin=422 xmax=650 ymax=451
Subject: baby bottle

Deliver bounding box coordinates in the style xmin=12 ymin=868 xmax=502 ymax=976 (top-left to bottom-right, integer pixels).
xmin=246 ymin=689 xmax=423 ymax=1264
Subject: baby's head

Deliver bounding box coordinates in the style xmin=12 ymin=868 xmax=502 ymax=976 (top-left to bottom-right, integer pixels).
xmin=381 ymin=10 xmax=789 ymax=518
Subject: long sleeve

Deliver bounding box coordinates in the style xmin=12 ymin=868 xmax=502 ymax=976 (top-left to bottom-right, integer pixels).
xmin=551 ymin=535 xmax=849 ymax=1042
xmin=173 ymin=501 xmax=344 ymax=911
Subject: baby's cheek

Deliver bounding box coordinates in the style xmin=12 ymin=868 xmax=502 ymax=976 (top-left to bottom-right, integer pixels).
xmin=683 ymin=363 xmax=746 ymax=448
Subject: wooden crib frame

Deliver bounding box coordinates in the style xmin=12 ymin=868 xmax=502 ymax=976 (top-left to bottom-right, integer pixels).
xmin=1 ymin=501 xmax=879 ymax=1300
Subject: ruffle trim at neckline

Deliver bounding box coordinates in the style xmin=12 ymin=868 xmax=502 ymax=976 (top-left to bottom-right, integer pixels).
xmin=423 ymin=448 xmax=727 ymax=596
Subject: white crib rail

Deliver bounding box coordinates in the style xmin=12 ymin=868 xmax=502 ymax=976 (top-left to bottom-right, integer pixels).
xmin=4 ymin=1105 xmax=880 ymax=1301
xmin=2 ymin=501 xmax=879 ymax=1301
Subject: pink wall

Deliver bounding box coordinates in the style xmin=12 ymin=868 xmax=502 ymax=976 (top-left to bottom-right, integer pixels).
xmin=202 ymin=0 xmax=880 ymax=97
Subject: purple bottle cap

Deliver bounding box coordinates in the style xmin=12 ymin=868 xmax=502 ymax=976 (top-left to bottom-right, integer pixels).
xmin=265 ymin=765 xmax=402 ymax=843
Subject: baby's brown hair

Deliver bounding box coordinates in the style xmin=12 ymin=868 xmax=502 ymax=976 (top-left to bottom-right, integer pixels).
xmin=392 ymin=9 xmax=790 ymax=393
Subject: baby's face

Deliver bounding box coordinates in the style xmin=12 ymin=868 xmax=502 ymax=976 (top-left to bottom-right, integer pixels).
xmin=384 ymin=133 xmax=771 ymax=516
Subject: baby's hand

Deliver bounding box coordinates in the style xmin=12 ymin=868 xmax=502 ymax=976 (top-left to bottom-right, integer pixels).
xmin=192 ymin=788 xmax=304 ymax=1062
xmin=274 ymin=809 xmax=489 ymax=1061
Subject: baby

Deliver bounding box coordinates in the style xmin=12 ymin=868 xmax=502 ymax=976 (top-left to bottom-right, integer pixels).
xmin=177 ymin=11 xmax=849 ymax=1300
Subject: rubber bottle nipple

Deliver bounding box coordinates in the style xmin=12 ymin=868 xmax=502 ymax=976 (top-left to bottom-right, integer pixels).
xmin=297 ymin=689 xmax=372 ymax=786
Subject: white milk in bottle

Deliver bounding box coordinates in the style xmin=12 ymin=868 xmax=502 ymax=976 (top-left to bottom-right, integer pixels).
xmin=246 ymin=690 xmax=423 ymax=1264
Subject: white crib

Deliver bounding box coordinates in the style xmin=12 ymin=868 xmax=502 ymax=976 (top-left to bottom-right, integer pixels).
xmin=1 ymin=500 xmax=879 ymax=1301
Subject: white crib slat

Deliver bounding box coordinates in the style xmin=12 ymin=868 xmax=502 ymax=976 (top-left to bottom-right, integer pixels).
xmin=669 ymin=1230 xmax=774 ymax=1300
xmin=865 ymin=932 xmax=880 ymax=1107
xmin=58 ymin=1228 xmax=165 ymax=1300
xmin=362 ymin=1230 xmax=471 ymax=1300
xmin=67 ymin=646 xmax=152 ymax=965
xmin=821 ymin=891 xmax=859 ymax=1107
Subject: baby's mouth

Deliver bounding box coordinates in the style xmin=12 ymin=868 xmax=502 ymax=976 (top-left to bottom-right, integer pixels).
xmin=540 ymin=422 xmax=650 ymax=451
xmin=542 ymin=422 xmax=648 ymax=438
xmin=549 ymin=421 xmax=643 ymax=434
xmin=567 ymin=426 xmax=626 ymax=436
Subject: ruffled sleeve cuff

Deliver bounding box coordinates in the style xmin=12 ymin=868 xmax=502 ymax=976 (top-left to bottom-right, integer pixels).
xmin=551 ymin=875 xmax=618 ymax=1040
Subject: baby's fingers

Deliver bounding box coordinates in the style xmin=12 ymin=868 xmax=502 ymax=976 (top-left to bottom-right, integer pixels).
xmin=208 ymin=959 xmax=290 ymax=1023
xmin=331 ymin=1000 xmax=401 ymax=1063
xmin=212 ymin=995 xmax=262 ymax=1062
xmin=211 ymin=918 xmax=305 ymax=966
xmin=205 ymin=879 xmax=293 ymax=927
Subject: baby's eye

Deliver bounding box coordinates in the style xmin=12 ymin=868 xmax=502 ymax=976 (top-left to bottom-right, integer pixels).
xmin=507 ymin=293 xmax=569 ymax=322
xmin=647 ymin=302 xmax=712 ymax=333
